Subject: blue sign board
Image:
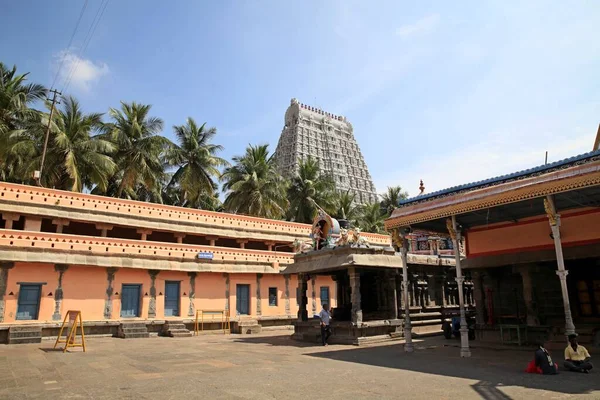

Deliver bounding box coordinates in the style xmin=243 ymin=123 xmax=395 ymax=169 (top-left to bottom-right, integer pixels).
xmin=197 ymin=252 xmax=214 ymax=260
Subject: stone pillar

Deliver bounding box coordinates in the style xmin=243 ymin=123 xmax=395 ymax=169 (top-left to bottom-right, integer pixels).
xmin=348 ymin=267 xmax=362 ymax=325
xmin=297 ymin=274 xmax=308 ymax=321
xmin=188 ymin=272 xmax=196 ymax=317
xmin=472 ymin=271 xmax=485 ymax=326
xmin=0 ymin=262 xmax=15 ymax=322
xmin=136 ymin=228 xmax=151 ymax=241
xmin=223 ymin=273 xmax=230 ymax=316
xmin=208 ymin=236 xmax=217 ymax=247
xmin=236 ymin=239 xmax=248 ymax=249
xmin=515 ymin=266 xmax=540 ymax=326
xmin=388 ymin=271 xmax=398 ymax=320
xmin=104 ymin=268 xmax=117 ymax=319
xmin=174 ymin=233 xmax=186 ymax=244
xmin=448 ymin=216 xmax=471 ymax=357
xmin=52 ymin=264 xmax=69 ymax=321
xmin=256 ymin=273 xmax=262 ymax=316
xmin=544 ymin=196 xmax=576 ymax=336
xmin=396 ymin=230 xmax=413 ymax=352
xmin=426 ymin=274 xmax=435 ymax=307
xmin=2 ymin=212 xmax=19 ymax=230
xmin=95 ymin=224 xmax=113 ymax=237
xmin=52 ymin=219 xmax=70 ymax=234
xmin=284 ymin=275 xmax=291 ymax=316
xmin=311 ymin=275 xmax=317 ymax=315
xmin=266 ymin=241 xmax=275 ymax=252
xmin=148 ymin=270 xmax=159 ymax=318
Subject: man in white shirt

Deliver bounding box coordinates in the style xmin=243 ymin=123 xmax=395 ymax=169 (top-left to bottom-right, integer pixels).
xmin=319 ymin=304 xmax=332 ymax=346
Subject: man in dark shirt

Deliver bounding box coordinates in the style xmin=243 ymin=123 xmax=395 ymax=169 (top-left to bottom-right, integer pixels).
xmin=535 ymin=344 xmax=559 ymax=375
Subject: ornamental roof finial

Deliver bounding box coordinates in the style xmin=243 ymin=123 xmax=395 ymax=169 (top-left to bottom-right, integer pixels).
xmin=419 ymin=180 xmax=425 ymax=194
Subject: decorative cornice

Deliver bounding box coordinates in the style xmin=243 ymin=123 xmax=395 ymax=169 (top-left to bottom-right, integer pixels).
xmin=386 ymin=162 xmax=600 ymax=230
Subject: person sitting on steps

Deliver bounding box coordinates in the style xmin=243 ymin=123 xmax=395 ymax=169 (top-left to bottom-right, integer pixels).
xmin=564 ymin=334 xmax=593 ymax=373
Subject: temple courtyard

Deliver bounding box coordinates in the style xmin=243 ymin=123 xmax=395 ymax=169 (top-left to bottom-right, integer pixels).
xmin=0 ymin=332 xmax=598 ymax=399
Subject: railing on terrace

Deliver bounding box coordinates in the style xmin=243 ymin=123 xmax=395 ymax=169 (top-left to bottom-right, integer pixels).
xmin=0 ymin=182 xmax=391 ymax=245
xmin=0 ymin=230 xmax=294 ymax=265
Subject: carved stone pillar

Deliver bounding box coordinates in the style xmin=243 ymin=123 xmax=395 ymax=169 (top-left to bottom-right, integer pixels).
xmin=297 ymin=274 xmax=308 ymax=321
xmin=188 ymin=272 xmax=196 ymax=317
xmin=544 ymin=196 xmax=576 ymax=336
xmin=103 ymin=268 xmax=117 ymax=319
xmin=52 ymin=219 xmax=70 ymax=234
xmin=137 ymin=229 xmax=151 ymax=241
xmin=348 ymin=267 xmax=362 ymax=325
xmin=96 ymin=224 xmax=113 ymax=237
xmin=311 ymin=275 xmax=317 ymax=315
xmin=52 ymin=264 xmax=69 ymax=321
xmin=426 ymin=274 xmax=435 ymax=307
xmin=223 ymin=273 xmax=230 ymax=316
xmin=0 ymin=262 xmax=15 ymax=322
xmin=388 ymin=271 xmax=398 ymax=319
xmin=284 ymin=275 xmax=291 ymax=316
xmin=515 ymin=266 xmax=540 ymax=326
xmin=2 ymin=213 xmax=19 ymax=230
xmin=148 ymin=270 xmax=159 ymax=318
xmin=256 ymin=273 xmax=262 ymax=316
xmin=448 ymin=216 xmax=471 ymax=357
xmin=472 ymin=271 xmax=485 ymax=326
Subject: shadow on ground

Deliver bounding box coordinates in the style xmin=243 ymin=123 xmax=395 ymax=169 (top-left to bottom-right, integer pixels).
xmin=304 ymin=339 xmax=598 ymax=399
xmin=232 ymin=333 xmax=315 ymax=348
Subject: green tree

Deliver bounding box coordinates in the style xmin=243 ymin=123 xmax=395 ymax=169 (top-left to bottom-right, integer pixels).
xmin=0 ymin=63 xmax=46 ymax=182
xmin=286 ymin=157 xmax=336 ymax=223
xmin=331 ymin=189 xmax=359 ymax=223
xmin=380 ymin=185 xmax=409 ymax=216
xmin=221 ymin=144 xmax=288 ymax=219
xmin=166 ymin=118 xmax=228 ymax=208
xmin=356 ymin=202 xmax=386 ymax=233
xmin=31 ymin=96 xmax=116 ymax=191
xmin=100 ymin=102 xmax=172 ymax=199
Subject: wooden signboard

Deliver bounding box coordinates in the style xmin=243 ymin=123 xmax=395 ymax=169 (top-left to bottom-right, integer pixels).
xmin=53 ymin=310 xmax=86 ymax=353
xmin=194 ymin=310 xmax=230 ymax=335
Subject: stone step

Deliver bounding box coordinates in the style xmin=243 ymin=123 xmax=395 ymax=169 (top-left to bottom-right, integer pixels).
xmin=411 ymin=319 xmax=444 ymax=326
xmin=169 ymin=331 xmax=193 ymax=338
xmin=121 ymin=332 xmax=150 ymax=339
xmin=121 ymin=327 xmax=149 ymax=334
xmin=9 ymin=331 xmax=43 ymax=339
xmin=166 ymin=324 xmax=186 ymax=330
xmin=120 ymin=323 xmax=148 ymax=329
xmin=8 ymin=326 xmax=44 ymax=333
xmin=8 ymin=337 xmax=43 ymax=345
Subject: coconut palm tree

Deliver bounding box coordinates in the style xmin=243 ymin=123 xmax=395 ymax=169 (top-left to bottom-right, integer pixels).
xmin=22 ymin=96 xmax=116 ymax=191
xmin=0 ymin=62 xmax=46 ymax=135
xmin=0 ymin=63 xmax=46 ymax=182
xmin=100 ymin=102 xmax=172 ymax=199
xmin=221 ymin=144 xmax=288 ymax=219
xmin=357 ymin=202 xmax=386 ymax=233
xmin=166 ymin=118 xmax=228 ymax=208
xmin=331 ymin=189 xmax=359 ymax=223
xmin=286 ymin=157 xmax=336 ymax=223
xmin=380 ymin=185 xmax=409 ymax=216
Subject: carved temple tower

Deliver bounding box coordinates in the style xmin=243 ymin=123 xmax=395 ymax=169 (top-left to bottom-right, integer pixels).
xmin=274 ymin=98 xmax=378 ymax=204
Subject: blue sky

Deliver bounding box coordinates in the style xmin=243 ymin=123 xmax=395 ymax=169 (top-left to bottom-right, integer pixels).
xmin=2 ymin=1 xmax=599 ymax=198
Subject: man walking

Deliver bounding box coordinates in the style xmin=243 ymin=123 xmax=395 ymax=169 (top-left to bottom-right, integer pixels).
xmin=319 ymin=303 xmax=332 ymax=346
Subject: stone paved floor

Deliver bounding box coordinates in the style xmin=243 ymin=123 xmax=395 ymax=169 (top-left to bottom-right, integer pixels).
xmin=0 ymin=332 xmax=598 ymax=399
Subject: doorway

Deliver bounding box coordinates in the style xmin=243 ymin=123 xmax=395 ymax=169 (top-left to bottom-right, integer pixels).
xmin=164 ymin=281 xmax=180 ymax=317
xmin=236 ymin=284 xmax=250 ymax=315
xmin=120 ymin=284 xmax=141 ymax=318
xmin=16 ymin=284 xmax=41 ymax=320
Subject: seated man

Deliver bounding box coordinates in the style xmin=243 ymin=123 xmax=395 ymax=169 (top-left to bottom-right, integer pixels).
xmin=564 ymin=334 xmax=593 ymax=373
xmin=528 ymin=343 xmax=558 ymax=374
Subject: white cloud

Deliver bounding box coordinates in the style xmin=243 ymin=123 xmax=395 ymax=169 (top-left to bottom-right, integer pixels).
xmin=53 ymin=49 xmax=109 ymax=92
xmin=396 ymin=14 xmax=440 ymax=38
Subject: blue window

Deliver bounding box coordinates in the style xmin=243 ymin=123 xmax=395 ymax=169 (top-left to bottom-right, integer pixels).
xmin=320 ymin=286 xmax=330 ymax=307
xmin=268 ymin=287 xmax=277 ymax=306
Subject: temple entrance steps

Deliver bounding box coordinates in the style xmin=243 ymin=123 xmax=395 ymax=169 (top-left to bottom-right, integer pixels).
xmin=235 ymin=318 xmax=262 ymax=334
xmin=117 ymin=322 xmax=149 ymax=339
xmin=8 ymin=326 xmax=42 ymax=344
xmin=161 ymin=320 xmax=192 ymax=338
xmin=400 ymin=308 xmax=447 ymax=336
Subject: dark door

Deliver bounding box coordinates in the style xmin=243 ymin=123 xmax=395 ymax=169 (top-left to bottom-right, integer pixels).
xmin=236 ymin=284 xmax=250 ymax=315
xmin=121 ymin=284 xmax=141 ymax=318
xmin=164 ymin=281 xmax=180 ymax=317
xmin=16 ymin=284 xmax=41 ymax=320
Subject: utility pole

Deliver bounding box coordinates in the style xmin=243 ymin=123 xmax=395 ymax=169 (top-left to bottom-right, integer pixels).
xmin=35 ymin=89 xmax=61 ymax=186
